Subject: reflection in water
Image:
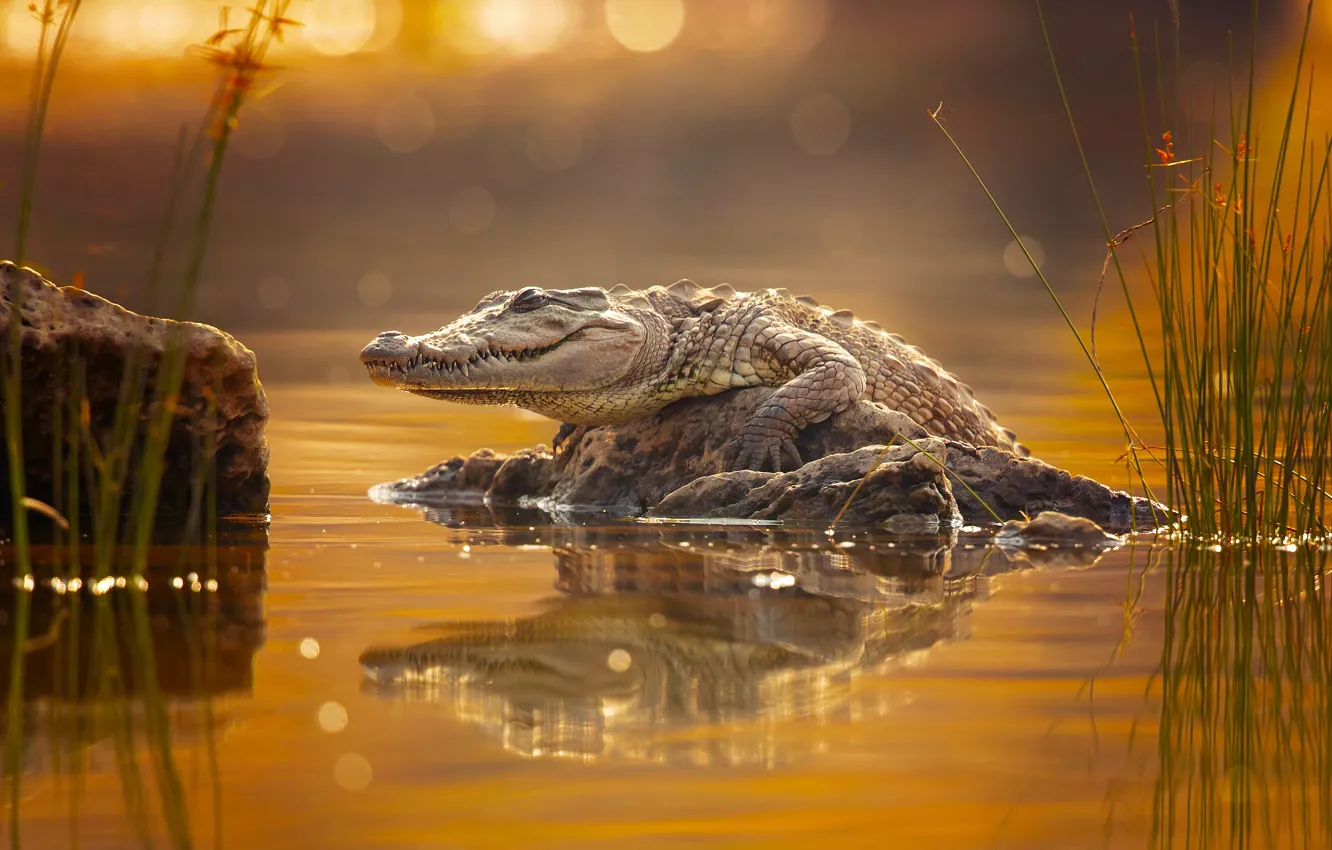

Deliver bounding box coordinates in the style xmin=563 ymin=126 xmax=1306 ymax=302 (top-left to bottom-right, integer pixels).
xmin=361 ymin=512 xmax=1103 ymax=765
xmin=0 ymin=524 xmax=267 ymax=783
xmin=1154 ymin=544 xmax=1332 ymax=849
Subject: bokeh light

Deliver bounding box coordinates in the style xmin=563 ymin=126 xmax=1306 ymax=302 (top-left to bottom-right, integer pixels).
xmin=605 ymin=0 xmax=685 ymax=53
xmin=299 ymin=637 xmax=321 ymax=659
xmin=333 ymin=753 xmax=373 ymax=791
xmin=257 ymin=274 xmax=291 ymax=309
xmin=476 ymin=0 xmax=572 ymax=55
xmin=1002 ymin=236 xmax=1045 ymax=278
xmin=790 ymin=93 xmax=851 ymax=156
xmin=2 ymin=3 xmax=42 ymax=55
xmin=303 ymin=0 xmax=377 ymax=56
xmin=449 ymin=186 xmax=498 ymax=233
xmin=361 ymin=0 xmax=404 ymax=52
xmin=357 ymin=271 xmax=393 ymax=307
xmin=748 ymin=0 xmax=828 ymax=52
xmin=111 ymin=1 xmax=197 ymax=56
xmin=317 ymin=701 xmax=350 ymax=733
xmin=32 ymin=0 xmax=211 ymax=58
xmin=375 ymin=93 xmax=435 ymax=153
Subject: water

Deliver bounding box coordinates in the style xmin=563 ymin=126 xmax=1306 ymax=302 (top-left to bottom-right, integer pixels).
xmin=5 ymin=332 xmax=1330 ymax=849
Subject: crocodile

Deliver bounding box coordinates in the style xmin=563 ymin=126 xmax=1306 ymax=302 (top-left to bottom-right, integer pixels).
xmin=360 ymin=282 xmax=1025 ymax=470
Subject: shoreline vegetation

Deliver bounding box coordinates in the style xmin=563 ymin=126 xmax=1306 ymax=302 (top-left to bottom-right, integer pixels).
xmin=931 ymin=5 xmax=1332 ymax=842
xmin=936 ymin=0 xmax=1332 ymax=546
xmin=3 ymin=2 xmax=293 ymax=846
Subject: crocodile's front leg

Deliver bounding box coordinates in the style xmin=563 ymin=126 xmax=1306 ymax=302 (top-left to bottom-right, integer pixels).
xmin=729 ymin=327 xmax=867 ymax=471
xmin=552 ymin=422 xmax=586 ymax=455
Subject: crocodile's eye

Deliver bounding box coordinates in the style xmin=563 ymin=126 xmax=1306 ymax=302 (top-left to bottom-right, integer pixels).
xmin=511 ymin=287 xmax=548 ymax=313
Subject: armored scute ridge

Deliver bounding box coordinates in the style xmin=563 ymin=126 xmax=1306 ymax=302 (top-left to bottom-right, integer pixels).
xmin=361 ymin=282 xmax=1026 ymax=472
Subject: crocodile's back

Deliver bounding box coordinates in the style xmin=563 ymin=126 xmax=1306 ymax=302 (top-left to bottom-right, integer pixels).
xmin=692 ymin=287 xmax=1026 ymax=455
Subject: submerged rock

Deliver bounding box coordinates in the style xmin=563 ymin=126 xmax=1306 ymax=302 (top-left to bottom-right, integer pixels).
xmin=372 ymin=447 xmax=556 ymax=507
xmin=993 ymin=510 xmax=1124 ymax=549
xmin=373 ymin=386 xmax=1166 ymax=531
xmin=992 ymin=511 xmax=1125 ymax=568
xmin=0 ymin=261 xmax=269 ymax=519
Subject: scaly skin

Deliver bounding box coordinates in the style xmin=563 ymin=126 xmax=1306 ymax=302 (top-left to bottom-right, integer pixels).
xmin=361 ymin=281 xmax=1026 ymax=470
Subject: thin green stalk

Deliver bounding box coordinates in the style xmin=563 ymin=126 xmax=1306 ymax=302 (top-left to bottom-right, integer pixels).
xmin=5 ymin=4 xmax=83 ymax=845
xmin=927 ymin=107 xmax=1158 ymax=508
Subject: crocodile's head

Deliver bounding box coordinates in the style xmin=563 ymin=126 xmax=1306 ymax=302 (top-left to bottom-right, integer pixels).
xmin=359 ymin=636 xmax=649 ymax=699
xmin=360 ymin=286 xmax=651 ymax=403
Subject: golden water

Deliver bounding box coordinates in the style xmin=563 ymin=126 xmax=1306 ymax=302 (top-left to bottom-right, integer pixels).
xmin=5 ymin=331 xmax=1328 ymax=849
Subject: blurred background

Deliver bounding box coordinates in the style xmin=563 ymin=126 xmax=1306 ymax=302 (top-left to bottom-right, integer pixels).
xmin=0 ymin=0 xmax=1308 ymax=387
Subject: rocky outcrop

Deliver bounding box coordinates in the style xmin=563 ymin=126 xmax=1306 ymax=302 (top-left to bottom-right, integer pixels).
xmin=945 ymin=445 xmax=1167 ymax=533
xmin=649 ymin=441 xmax=958 ymax=527
xmin=0 ymin=261 xmax=269 ymax=519
xmin=376 ymin=448 xmax=556 ymax=507
xmin=373 ymin=386 xmax=1168 ymax=531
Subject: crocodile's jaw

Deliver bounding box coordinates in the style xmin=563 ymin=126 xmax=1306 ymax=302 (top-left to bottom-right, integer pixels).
xmin=362 ymin=323 xmax=642 ymax=393
xmin=360 ymin=292 xmax=648 ymax=396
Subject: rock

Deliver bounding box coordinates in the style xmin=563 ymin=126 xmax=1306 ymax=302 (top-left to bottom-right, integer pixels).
xmin=374 ymin=386 xmax=1169 ymax=531
xmin=371 ymin=447 xmax=555 ymax=507
xmin=551 ymin=390 xmax=927 ymax=510
xmin=994 ymin=510 xmax=1122 ymax=547
xmin=0 ymin=262 xmax=269 ymax=519
xmin=944 ymin=444 xmax=1169 ymax=532
xmin=649 ymin=440 xmax=959 ymax=526
xmin=488 ymin=447 xmax=556 ymax=501
xmin=992 ymin=511 xmax=1124 ymax=568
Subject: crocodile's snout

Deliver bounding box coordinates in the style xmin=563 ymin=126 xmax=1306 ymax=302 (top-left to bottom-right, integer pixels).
xmin=361 ymin=331 xmax=416 ymax=385
xmin=361 ymin=330 xmax=409 ymax=364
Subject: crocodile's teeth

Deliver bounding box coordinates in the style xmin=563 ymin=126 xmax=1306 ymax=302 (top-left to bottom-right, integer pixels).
xmin=462 ymin=362 xmax=471 ymax=378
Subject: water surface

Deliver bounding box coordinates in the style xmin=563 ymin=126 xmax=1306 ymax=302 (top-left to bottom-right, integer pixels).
xmin=8 ymin=331 xmax=1328 ymax=850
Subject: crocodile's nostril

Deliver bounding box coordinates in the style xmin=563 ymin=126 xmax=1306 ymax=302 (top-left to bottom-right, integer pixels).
xmin=361 ymin=334 xmax=416 ymax=367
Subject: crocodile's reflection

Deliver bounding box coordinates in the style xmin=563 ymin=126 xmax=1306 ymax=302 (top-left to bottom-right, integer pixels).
xmin=361 ymin=507 xmax=1115 ymax=764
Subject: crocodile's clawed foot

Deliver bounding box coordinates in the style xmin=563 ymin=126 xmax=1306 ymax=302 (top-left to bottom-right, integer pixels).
xmin=726 ymin=432 xmax=803 ymax=472
xmin=553 ymin=422 xmax=587 ymax=455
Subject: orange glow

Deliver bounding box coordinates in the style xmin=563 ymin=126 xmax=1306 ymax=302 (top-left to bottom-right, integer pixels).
xmin=476 ymin=0 xmax=573 ymax=55
xmin=604 ymin=0 xmax=685 ymax=53
xmin=301 ymin=0 xmax=378 ymax=56
xmin=1 ymin=2 xmax=41 ymax=55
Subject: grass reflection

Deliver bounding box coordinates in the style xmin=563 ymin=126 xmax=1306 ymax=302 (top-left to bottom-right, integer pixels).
xmin=1155 ymin=543 xmax=1331 ymax=848
xmin=0 ymin=526 xmax=267 ymax=848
